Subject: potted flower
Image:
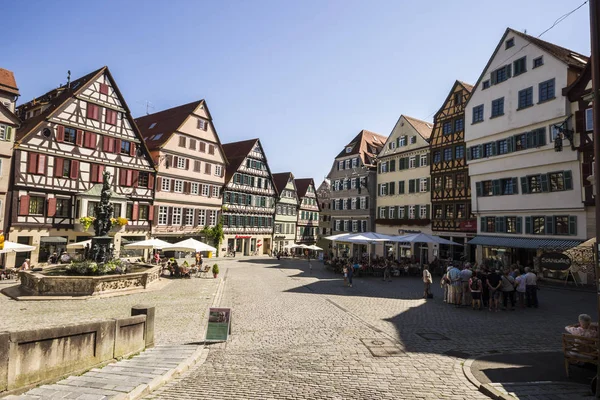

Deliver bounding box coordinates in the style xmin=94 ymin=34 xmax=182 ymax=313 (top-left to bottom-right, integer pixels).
xmin=212 ymin=264 xmax=219 ymax=278
xmin=78 ymin=216 xmax=96 ymax=232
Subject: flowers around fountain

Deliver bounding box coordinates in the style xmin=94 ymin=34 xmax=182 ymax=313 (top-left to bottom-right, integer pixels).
xmin=79 ymin=216 xmax=96 ymax=231
xmin=111 ymin=217 xmax=128 ymax=227
xmin=65 ymin=259 xmax=125 ymax=275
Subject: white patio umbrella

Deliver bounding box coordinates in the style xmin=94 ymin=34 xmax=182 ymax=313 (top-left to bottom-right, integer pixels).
xmin=0 ymin=241 xmax=36 ymax=254
xmin=307 ymin=245 xmax=322 ymax=251
xmin=388 ymin=233 xmax=463 ymax=246
xmin=66 ymin=239 xmax=92 ymax=249
xmin=124 ymin=238 xmax=171 ymax=250
xmin=283 ymin=242 xmax=299 ymax=249
xmin=292 ymin=244 xmax=310 ymax=249
xmin=324 ymin=233 xmax=354 ymax=241
xmin=161 ymin=238 xmax=216 ymax=253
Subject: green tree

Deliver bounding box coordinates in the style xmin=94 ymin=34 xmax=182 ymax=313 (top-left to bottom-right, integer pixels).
xmin=201 ymin=217 xmax=225 ymax=256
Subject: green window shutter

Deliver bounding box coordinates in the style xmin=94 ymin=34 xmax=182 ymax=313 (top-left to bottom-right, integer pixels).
xmin=538 ymin=128 xmax=546 ymax=146
xmin=415 ymin=205 xmax=420 ymax=219
xmin=516 ymin=217 xmax=522 ymax=234
xmin=491 ymin=70 xmax=497 ymax=85
xmin=525 ymin=216 xmax=532 ymax=234
xmin=569 ymin=216 xmax=577 ymax=235
xmin=477 ymin=144 xmax=483 ymax=158
xmin=6 ymin=126 xmax=12 ymax=140
xmin=480 ymin=217 xmax=486 ymax=232
xmin=377 ymin=184 xmax=381 ymax=196
xmin=396 ymin=137 xmax=400 ymax=147
xmin=415 ymin=154 xmax=420 ymax=166
xmin=492 ymin=180 xmax=501 ymax=196
xmin=476 ymin=182 xmax=483 ymax=197
xmin=390 ymin=159 xmax=396 ymax=171
xmin=512 ymin=177 xmax=519 ymax=194
xmin=404 ymin=205 xmax=408 ymax=218
xmin=399 ymin=181 xmax=405 ymax=194
xmin=425 ymin=204 xmax=430 ymax=219
xmin=526 ymin=131 xmax=534 ymax=148
xmin=507 ymin=136 xmax=514 ymax=153
xmin=466 ymin=147 xmax=472 ymax=161
xmin=564 ymin=170 xmax=573 ymax=190
xmin=491 ymin=142 xmax=497 ymax=156
xmin=506 ymin=64 xmax=512 ymax=78
xmin=495 ymin=217 xmax=502 ymax=233
xmin=390 ymin=181 xmax=396 ymax=195
xmin=540 ymin=174 xmax=549 ymax=192
xmin=409 ymin=179 xmax=415 ymax=193
xmin=376 ymin=207 xmax=381 ymax=219
xmin=520 ymin=177 xmax=529 ymax=194
xmin=425 ymin=177 xmax=430 ymax=192
xmin=545 ymin=216 xmax=554 ymax=235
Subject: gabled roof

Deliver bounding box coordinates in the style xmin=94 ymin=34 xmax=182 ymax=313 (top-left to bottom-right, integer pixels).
xmin=466 ymin=28 xmax=589 ymax=109
xmin=135 ymin=100 xmax=203 ymax=149
xmin=222 ymin=138 xmax=260 ymax=183
xmin=294 ymin=178 xmax=315 ymax=198
xmin=403 ymin=115 xmax=433 ymax=140
xmin=15 ymin=67 xmax=105 ymax=141
xmin=0 ymin=68 xmax=19 ymax=96
xmin=0 ymin=102 xmax=20 ymax=126
xmin=272 ymin=172 xmax=294 ymax=196
xmin=433 ymin=80 xmax=473 ymax=121
xmin=335 ymin=129 xmax=386 ymax=166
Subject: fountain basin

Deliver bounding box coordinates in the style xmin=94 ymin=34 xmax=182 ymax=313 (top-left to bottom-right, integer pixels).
xmin=19 ymin=264 xmax=161 ymax=297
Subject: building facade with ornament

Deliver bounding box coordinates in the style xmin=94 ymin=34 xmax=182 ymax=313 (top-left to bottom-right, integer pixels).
xmin=294 ymin=178 xmax=320 ymax=245
xmin=271 ymin=172 xmax=298 ymax=253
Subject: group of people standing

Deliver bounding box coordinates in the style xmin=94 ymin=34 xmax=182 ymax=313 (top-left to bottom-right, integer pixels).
xmin=440 ymin=263 xmax=539 ymax=311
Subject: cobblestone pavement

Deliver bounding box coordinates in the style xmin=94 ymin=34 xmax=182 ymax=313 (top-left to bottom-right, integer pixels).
xmin=0 ymin=274 xmax=221 ymax=345
xmin=145 ymin=258 xmax=596 ymax=400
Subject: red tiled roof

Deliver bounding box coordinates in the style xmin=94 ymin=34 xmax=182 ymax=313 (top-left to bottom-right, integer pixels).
xmin=335 ymin=129 xmax=387 ymax=166
xmin=0 ymin=68 xmax=19 ymax=96
xmin=457 ymin=81 xmax=474 ymax=93
xmin=135 ymin=100 xmax=203 ymax=150
xmin=15 ymin=67 xmax=105 ymax=141
xmin=222 ymin=138 xmax=259 ymax=183
xmin=294 ymin=178 xmax=314 ymax=198
xmin=272 ymin=172 xmax=293 ymax=196
xmin=403 ymin=116 xmax=433 ymax=140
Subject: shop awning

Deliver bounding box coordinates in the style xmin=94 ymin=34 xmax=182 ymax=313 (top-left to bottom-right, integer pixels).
xmin=40 ymin=236 xmax=67 ymax=244
xmin=467 ymin=235 xmax=582 ymax=250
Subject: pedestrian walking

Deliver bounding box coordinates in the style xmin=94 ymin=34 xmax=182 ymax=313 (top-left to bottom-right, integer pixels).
xmin=343 ymin=265 xmax=348 ymax=286
xmin=422 ymin=266 xmax=432 ymax=299
xmin=524 ymin=267 xmax=538 ymax=308
xmin=347 ymin=263 xmax=353 ymax=288
xmin=383 ymin=262 xmax=392 ymax=282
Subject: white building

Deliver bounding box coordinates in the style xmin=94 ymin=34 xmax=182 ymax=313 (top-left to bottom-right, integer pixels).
xmin=464 ymin=28 xmax=589 ymax=267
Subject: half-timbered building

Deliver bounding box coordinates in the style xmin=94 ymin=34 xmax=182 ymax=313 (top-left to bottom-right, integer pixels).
xmin=9 ymin=67 xmax=156 ymax=267
xmin=464 ymin=29 xmax=588 ymax=267
xmin=430 ymin=80 xmax=476 ymax=261
xmin=316 ymin=179 xmax=332 ymax=253
xmin=135 ymin=100 xmax=226 ymax=243
xmin=294 ymin=178 xmax=320 ymax=245
xmin=0 ymin=68 xmax=20 ymax=235
xmin=271 ymin=172 xmax=298 ymax=252
xmin=222 ymin=139 xmax=276 ymax=256
xmin=375 ymin=115 xmax=433 ymax=262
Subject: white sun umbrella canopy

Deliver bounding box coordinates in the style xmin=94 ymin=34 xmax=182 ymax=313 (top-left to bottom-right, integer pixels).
xmin=0 ymin=241 xmax=36 ymax=254
xmin=389 ymin=233 xmax=463 ymax=246
xmin=342 ymin=232 xmax=396 ymax=242
xmin=66 ymin=239 xmax=92 ymax=249
xmin=124 ymin=238 xmax=171 ymax=250
xmin=324 ymin=233 xmax=354 ymax=241
xmin=307 ymin=245 xmax=322 ymax=251
xmin=283 ymin=242 xmax=299 ymax=249
xmin=160 ymin=238 xmax=216 ymax=253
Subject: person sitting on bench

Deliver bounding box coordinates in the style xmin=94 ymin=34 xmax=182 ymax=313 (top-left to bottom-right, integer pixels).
xmin=566 ymin=314 xmax=597 ymax=338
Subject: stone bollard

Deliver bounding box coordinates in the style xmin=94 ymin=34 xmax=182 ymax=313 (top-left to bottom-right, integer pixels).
xmin=131 ymin=306 xmax=155 ymax=348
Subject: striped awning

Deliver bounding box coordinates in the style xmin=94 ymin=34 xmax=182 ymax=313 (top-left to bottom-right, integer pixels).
xmin=467 ymin=235 xmax=583 ymax=250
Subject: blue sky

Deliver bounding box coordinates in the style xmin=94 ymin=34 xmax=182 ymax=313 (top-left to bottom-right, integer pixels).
xmin=4 ymin=0 xmax=591 ymax=183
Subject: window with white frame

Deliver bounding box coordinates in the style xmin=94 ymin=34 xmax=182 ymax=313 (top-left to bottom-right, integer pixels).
xmin=352 ymin=220 xmax=358 ymax=232
xmin=212 ymin=186 xmax=220 ymax=197
xmin=342 ymin=199 xmax=348 ymax=210
xmin=172 ymin=207 xmax=182 ymax=225
xmin=410 ymin=136 xmax=417 ymax=144
xmin=215 ymin=165 xmax=223 ymax=177
xmin=361 ymin=220 xmax=367 ymax=232
xmin=185 ymin=209 xmax=194 ymax=226
xmin=381 ymin=162 xmax=388 ymax=173
xmin=409 ymin=205 xmax=415 ymax=219
xmin=338 ymin=161 xmax=344 ymax=170
xmin=389 ymin=207 xmax=395 ymax=219
xmin=419 ymin=178 xmax=428 ymax=192
xmin=420 ymin=206 xmax=427 ymax=219
xmin=158 ymin=206 xmax=168 ymax=225
xmin=209 ymin=210 xmax=217 ymax=226
xmin=351 ymin=179 xmax=356 ymax=189
xmin=198 ymin=209 xmax=206 ymax=226
xmin=343 ymin=220 xmax=349 ymax=231
xmin=352 ymin=158 xmax=358 ymax=167
xmin=399 ymin=136 xmax=406 ymax=146
xmin=419 ymin=155 xmax=428 ymax=167
xmin=345 ymin=159 xmax=350 ymax=169
xmin=174 ymin=180 xmax=184 ymax=193
xmin=202 ymin=184 xmax=209 ymax=196
xmin=351 ymin=198 xmax=357 ymax=209
xmin=586 ymin=108 xmax=594 ymax=132
xmin=550 ymin=124 xmax=561 ymax=141
xmin=161 ymin=178 xmax=171 ymax=192
xmin=191 ymin=182 xmax=199 ymax=195
xmin=379 ymin=208 xmax=385 ymax=218
xmin=177 ymin=157 xmax=186 ymax=169
xmin=398 ymin=206 xmax=405 ymax=219
xmin=360 ymin=197 xmax=366 ymax=209
xmin=409 ymin=156 xmax=416 ymax=169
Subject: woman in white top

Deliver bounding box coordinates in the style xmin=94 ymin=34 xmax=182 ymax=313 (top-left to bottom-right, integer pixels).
xmin=514 ymin=271 xmax=527 ymax=308
xmin=423 ymin=266 xmax=432 ymax=299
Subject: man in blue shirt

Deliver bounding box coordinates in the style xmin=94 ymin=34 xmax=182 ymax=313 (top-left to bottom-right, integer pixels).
xmin=447 ymin=265 xmax=462 ymax=306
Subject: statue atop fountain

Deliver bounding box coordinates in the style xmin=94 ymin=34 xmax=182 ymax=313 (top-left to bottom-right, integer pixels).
xmin=90 ymin=170 xmax=115 ymax=263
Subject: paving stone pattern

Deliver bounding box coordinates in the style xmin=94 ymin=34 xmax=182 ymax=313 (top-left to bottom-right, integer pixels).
xmin=489 ymin=382 xmax=591 ymax=399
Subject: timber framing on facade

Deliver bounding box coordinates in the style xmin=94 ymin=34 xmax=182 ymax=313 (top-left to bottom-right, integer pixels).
xmin=294 ymin=178 xmax=320 ymax=244
xmin=430 ymin=80 xmax=476 ymax=234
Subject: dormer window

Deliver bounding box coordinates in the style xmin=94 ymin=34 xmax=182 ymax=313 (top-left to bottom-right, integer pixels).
xmin=505 ymin=38 xmax=515 ymax=49
xmin=149 ymin=122 xmax=157 ymax=129
xmin=346 ymin=146 xmax=353 ymax=153
xmin=197 ymin=119 xmax=207 ymax=131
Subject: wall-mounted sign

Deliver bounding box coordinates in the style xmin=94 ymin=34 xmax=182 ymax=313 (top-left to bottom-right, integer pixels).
xmin=205 ymin=307 xmax=232 ymax=342
xmin=459 ymin=220 xmax=477 ymax=231
xmin=539 ymin=252 xmax=572 ymax=271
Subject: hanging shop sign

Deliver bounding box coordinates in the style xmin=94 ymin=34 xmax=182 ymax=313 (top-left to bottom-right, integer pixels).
xmin=539 ymin=252 xmax=572 ymax=271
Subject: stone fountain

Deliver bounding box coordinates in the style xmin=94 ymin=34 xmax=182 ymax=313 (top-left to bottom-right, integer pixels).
xmin=90 ymin=170 xmax=115 ymax=263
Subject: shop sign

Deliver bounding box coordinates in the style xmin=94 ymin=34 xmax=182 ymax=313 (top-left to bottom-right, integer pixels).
xmin=539 ymin=252 xmax=572 ymax=271
xmin=459 ymin=220 xmax=477 ymax=231
xmin=205 ymin=307 xmax=232 ymax=342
